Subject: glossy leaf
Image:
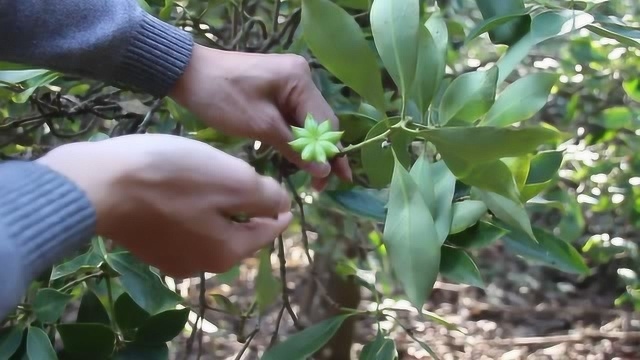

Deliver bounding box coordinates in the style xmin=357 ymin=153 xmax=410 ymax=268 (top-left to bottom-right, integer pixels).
xmin=466 ymin=8 xmax=533 ymax=43
xmin=444 ymin=156 xmax=521 ymax=203
xmin=57 ymin=323 xmax=116 ymax=358
xmin=135 ymin=308 xmax=190 ymax=344
xmin=76 ymin=289 xmax=111 ymax=325
xmin=587 ymin=22 xmax=640 ymax=48
xmin=360 ymin=332 xmax=398 ymax=359
xmin=411 ymin=24 xmax=444 ymax=121
xmin=0 ymin=326 xmax=24 ymax=359
xmin=503 ymin=156 xmax=531 ymax=190
xmin=262 ymin=314 xmax=352 ymax=360
xmin=438 ymin=67 xmax=499 ymax=125
xmin=439 ymin=247 xmax=484 ymax=288
xmin=106 ymin=252 xmax=182 ymax=315
xmin=325 ymin=188 xmax=387 ymax=222
xmin=302 ymin=0 xmax=385 ymax=111
xmin=450 ymin=200 xmax=488 ymax=234
xmin=26 ymin=327 xmax=56 ymax=360
xmin=503 ymin=226 xmax=590 ymax=275
xmin=256 ymin=248 xmax=279 ymax=314
xmin=33 ymin=288 xmax=73 ymax=323
xmin=497 ymin=10 xmax=594 ymax=84
xmin=482 ymin=73 xmax=558 ymax=127
xmin=526 ymin=150 xmax=563 ymax=184
xmin=0 ymin=69 xmax=49 ymax=85
xmin=421 ymin=126 xmax=560 ymax=163
xmin=473 ymin=188 xmax=535 ymax=240
xmin=361 ymin=120 xmax=414 ymax=188
xmin=115 ymin=292 xmax=150 ymax=332
xmin=50 ymin=246 xmax=102 ymax=281
xmin=448 ymin=221 xmax=507 ymax=249
xmin=384 ymin=156 xmax=440 ymax=307
xmin=370 ymin=0 xmax=420 ymax=97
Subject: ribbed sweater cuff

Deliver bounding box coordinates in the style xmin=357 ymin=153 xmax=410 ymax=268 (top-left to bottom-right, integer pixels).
xmin=113 ymin=11 xmax=194 ymax=98
xmin=0 ymin=161 xmax=96 ymax=280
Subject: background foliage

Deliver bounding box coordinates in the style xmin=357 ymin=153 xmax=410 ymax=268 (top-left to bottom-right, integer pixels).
xmin=1 ymin=0 xmax=639 ymax=359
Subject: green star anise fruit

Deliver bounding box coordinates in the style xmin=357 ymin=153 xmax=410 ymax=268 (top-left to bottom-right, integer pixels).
xmin=288 ymin=114 xmax=343 ymax=163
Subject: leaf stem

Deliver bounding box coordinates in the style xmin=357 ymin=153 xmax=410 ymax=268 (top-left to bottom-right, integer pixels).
xmin=339 ymin=129 xmax=391 ymax=154
xmin=58 ymin=272 xmax=103 ymax=293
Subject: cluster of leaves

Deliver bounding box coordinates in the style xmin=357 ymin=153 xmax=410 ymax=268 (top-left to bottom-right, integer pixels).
xmin=2 ymin=0 xmax=640 ymax=359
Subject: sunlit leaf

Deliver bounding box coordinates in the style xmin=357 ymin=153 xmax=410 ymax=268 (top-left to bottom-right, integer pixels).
xmin=262 ymin=314 xmax=353 ymax=360
xmin=0 ymin=69 xmax=49 ymax=85
xmin=438 ymin=67 xmax=499 ymax=125
xmin=595 ymin=106 xmax=639 ymax=130
xmin=482 ymin=72 xmax=558 ymax=127
xmin=302 ymin=0 xmax=385 ymax=111
xmin=503 ymin=226 xmax=590 ymax=275
xmin=370 ymin=0 xmax=420 ymax=97
xmin=384 ymin=155 xmax=440 ymax=307
xmin=473 ymin=188 xmax=536 ymax=240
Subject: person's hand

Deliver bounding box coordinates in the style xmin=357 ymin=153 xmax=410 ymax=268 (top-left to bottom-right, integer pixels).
xmin=169 ymin=44 xmax=352 ymax=190
xmin=36 ymin=134 xmax=292 ymax=278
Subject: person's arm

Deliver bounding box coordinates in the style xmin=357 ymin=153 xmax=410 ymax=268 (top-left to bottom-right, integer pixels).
xmin=0 ymin=161 xmax=96 ymax=319
xmin=0 ymin=0 xmax=193 ymax=97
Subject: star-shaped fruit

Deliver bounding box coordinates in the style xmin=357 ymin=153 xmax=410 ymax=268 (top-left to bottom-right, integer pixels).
xmin=288 ymin=114 xmax=343 ymax=163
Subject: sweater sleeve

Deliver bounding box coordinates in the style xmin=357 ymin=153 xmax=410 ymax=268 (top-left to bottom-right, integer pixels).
xmin=0 ymin=0 xmax=194 ymax=98
xmin=0 ymin=161 xmax=96 ymax=320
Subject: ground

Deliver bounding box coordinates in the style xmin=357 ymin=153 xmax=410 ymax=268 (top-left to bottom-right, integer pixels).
xmin=168 ymin=236 xmax=640 ymax=360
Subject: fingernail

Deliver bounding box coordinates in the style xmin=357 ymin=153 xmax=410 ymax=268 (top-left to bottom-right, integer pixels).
xmin=308 ymin=162 xmax=331 ymax=177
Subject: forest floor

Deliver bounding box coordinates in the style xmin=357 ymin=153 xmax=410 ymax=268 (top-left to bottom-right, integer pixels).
xmin=169 ymin=236 xmax=640 ymax=360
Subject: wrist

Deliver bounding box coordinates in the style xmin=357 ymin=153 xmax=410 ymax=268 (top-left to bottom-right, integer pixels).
xmin=35 ymin=143 xmax=127 ymax=238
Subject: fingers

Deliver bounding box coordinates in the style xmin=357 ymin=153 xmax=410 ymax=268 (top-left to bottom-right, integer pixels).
xmin=289 ymin=81 xmax=353 ymax=183
xmin=226 ymin=173 xmax=291 ymax=218
xmin=234 ymin=211 xmax=294 ymax=255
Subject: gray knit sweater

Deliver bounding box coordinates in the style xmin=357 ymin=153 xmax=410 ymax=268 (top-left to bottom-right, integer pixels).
xmin=0 ymin=0 xmax=193 ymax=318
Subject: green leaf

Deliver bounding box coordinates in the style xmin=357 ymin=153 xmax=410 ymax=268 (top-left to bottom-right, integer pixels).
xmin=114 ymin=292 xmax=151 ymax=332
xmin=302 ymin=0 xmax=385 ymax=111
xmin=11 ymin=72 xmax=59 ymax=103
xmin=587 ymin=22 xmax=640 ymax=48
xmin=450 ymin=200 xmax=488 ymax=234
xmin=26 ymin=327 xmax=56 ymax=360
xmin=410 ymin=156 xmax=456 ymax=244
xmin=439 ymin=247 xmax=484 ymax=288
xmin=210 ymin=294 xmax=242 ymax=316
xmin=0 ymin=69 xmax=49 ymax=85
xmin=622 ymin=78 xmax=640 ymax=103
xmin=113 ymin=343 xmax=169 ymax=360
xmin=0 ymin=326 xmax=24 ymax=359
xmin=384 ymin=156 xmax=440 ymax=307
xmin=135 ymin=308 xmax=189 ymax=344
xmin=448 ymin=221 xmax=507 ymax=249
xmin=256 ymin=248 xmax=279 ymax=314
xmin=473 ymin=188 xmax=535 ymax=240
xmin=51 ymin=248 xmax=103 ymax=280
xmin=496 ymin=10 xmax=594 ymax=84
xmin=440 ymin=152 xmax=521 ymax=203
xmin=411 ymin=25 xmax=443 ymax=122
xmin=526 ymin=150 xmax=563 ymax=184
xmin=466 ymin=8 xmax=533 ymax=43
xmin=76 ymin=290 xmax=111 ymax=325
xmin=438 ymin=67 xmax=499 ymax=125
xmin=106 ymin=252 xmax=182 ymax=315
xmin=503 ymin=227 xmax=590 ymax=275
xmin=57 ymin=323 xmax=116 ymax=358
xmin=325 ymin=188 xmax=386 ymax=222
xmin=361 ymin=120 xmax=414 ymax=188
xmin=422 ymin=126 xmax=560 ymax=163
xmin=262 ymin=314 xmax=352 ymax=360
xmin=503 ymin=155 xmax=531 ymax=190
xmin=595 ymin=106 xmax=639 ymax=130
xmin=481 ymin=73 xmax=558 ymax=127
xmin=360 ymin=332 xmax=398 ymax=359
xmin=370 ymin=0 xmax=420 ymax=97
xmin=32 ymin=288 xmax=73 ymax=323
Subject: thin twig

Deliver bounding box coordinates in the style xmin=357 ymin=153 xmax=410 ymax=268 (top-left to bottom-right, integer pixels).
xmin=277 ymin=235 xmax=302 ymax=330
xmin=234 ymin=326 xmax=260 ymax=360
xmin=284 ymin=176 xmax=313 ymax=265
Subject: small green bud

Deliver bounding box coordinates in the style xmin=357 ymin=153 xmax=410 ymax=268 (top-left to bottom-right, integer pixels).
xmin=289 ymin=113 xmax=344 ymax=163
